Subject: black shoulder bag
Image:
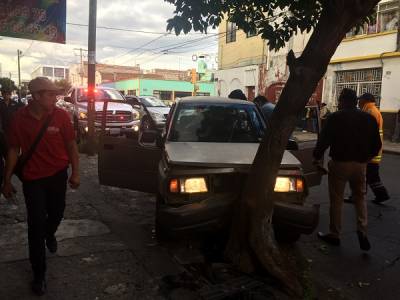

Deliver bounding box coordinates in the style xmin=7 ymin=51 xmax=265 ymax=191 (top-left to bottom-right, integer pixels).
xmin=14 ymin=114 xmax=53 ymax=181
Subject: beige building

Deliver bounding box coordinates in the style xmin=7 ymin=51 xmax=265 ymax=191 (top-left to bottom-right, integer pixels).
xmin=216 ymin=18 xmax=320 ymax=103
xmin=216 ymin=20 xmax=266 ymax=100
xmin=323 ymin=0 xmax=400 ymax=139
xmin=216 ymin=0 xmax=400 ymax=138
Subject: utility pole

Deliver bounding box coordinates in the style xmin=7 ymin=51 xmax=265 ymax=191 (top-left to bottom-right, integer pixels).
xmin=17 ymin=49 xmax=22 ymax=99
xmin=73 ymin=48 xmax=88 ymax=85
xmin=86 ymin=0 xmax=97 ymax=155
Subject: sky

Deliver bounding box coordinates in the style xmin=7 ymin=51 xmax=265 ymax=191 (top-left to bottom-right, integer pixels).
xmin=0 ymin=0 xmax=218 ymax=81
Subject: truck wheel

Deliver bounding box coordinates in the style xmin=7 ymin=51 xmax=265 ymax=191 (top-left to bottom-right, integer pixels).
xmin=273 ymin=225 xmax=301 ymax=244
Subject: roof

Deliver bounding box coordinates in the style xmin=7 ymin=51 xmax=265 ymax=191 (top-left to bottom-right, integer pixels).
xmin=177 ymin=96 xmax=253 ymax=106
xmin=72 ymin=86 xmax=116 ymax=90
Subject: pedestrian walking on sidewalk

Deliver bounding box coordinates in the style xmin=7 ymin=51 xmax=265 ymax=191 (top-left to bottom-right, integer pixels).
xmin=1 ymin=77 xmax=80 ymax=296
xmin=313 ymin=88 xmax=381 ymax=251
xmin=358 ymin=93 xmax=390 ymax=204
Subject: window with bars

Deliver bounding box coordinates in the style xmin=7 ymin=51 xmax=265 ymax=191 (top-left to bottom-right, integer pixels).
xmin=378 ymin=1 xmax=399 ymax=32
xmin=335 ymin=68 xmax=383 ymax=107
xmin=226 ymin=22 xmax=237 ymax=43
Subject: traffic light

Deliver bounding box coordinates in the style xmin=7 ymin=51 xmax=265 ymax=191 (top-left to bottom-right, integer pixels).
xmin=190 ymin=68 xmax=197 ymax=84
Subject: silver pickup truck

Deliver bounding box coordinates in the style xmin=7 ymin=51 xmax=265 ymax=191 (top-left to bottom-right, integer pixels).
xmin=98 ymin=97 xmax=323 ymax=243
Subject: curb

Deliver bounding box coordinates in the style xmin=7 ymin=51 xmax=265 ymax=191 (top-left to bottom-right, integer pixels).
xmin=383 ymin=149 xmax=400 ymax=155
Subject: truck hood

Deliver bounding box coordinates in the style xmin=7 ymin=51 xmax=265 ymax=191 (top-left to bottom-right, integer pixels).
xmin=165 ymin=142 xmax=301 ymax=168
xmin=77 ymin=101 xmax=134 ymax=112
xmin=146 ymin=106 xmax=170 ymax=116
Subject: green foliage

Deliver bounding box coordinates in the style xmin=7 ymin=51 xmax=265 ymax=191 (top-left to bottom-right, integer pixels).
xmin=165 ymin=0 xmax=375 ymax=51
xmin=0 ymin=78 xmax=17 ymax=92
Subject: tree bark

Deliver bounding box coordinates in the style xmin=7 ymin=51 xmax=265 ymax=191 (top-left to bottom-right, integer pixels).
xmin=225 ymin=0 xmax=380 ymax=297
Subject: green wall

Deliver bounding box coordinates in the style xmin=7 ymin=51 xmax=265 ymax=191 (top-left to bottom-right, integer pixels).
xmin=102 ymin=78 xmax=216 ymax=97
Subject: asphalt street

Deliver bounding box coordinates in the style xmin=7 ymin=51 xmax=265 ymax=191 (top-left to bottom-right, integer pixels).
xmin=301 ymin=153 xmax=400 ymax=300
xmin=0 ymin=153 xmax=398 ymax=299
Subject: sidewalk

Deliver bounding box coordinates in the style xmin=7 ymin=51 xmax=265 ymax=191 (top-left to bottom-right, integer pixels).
xmin=383 ymin=140 xmax=400 ymax=155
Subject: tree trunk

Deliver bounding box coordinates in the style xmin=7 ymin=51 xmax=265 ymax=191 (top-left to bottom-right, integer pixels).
xmin=225 ymin=0 xmax=380 ymax=297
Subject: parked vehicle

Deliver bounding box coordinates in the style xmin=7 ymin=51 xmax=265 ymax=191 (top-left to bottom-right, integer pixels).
xmin=98 ymin=97 xmax=322 ymax=242
xmin=125 ymin=95 xmax=170 ymax=131
xmin=64 ymin=87 xmax=140 ymax=140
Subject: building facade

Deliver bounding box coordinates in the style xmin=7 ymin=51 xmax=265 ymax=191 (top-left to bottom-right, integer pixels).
xmin=69 ymin=62 xmax=142 ymax=86
xmin=216 ymin=0 xmax=400 ymax=137
xmin=31 ymin=65 xmax=69 ymax=81
xmin=102 ymin=78 xmax=216 ymax=101
xmin=323 ymin=0 xmax=400 ymax=139
xmin=216 ymin=19 xmax=265 ymax=100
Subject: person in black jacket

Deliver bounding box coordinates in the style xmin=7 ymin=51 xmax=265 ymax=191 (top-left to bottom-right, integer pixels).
xmin=0 ymin=87 xmax=24 ymax=185
xmin=313 ymin=88 xmax=381 ymax=251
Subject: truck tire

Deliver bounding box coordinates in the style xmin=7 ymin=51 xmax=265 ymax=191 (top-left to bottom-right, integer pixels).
xmin=273 ymin=224 xmax=301 ymax=244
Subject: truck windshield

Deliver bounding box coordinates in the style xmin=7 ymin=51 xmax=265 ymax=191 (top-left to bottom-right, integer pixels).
xmin=168 ymin=103 xmax=265 ymax=143
xmin=139 ymin=96 xmax=167 ymax=107
xmin=78 ymin=88 xmax=125 ymax=102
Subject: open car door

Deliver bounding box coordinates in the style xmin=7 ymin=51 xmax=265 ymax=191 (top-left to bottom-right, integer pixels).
xmin=290 ymin=105 xmax=323 ymax=187
xmin=98 ymin=100 xmax=162 ymax=193
xmin=98 ymin=135 xmax=161 ymax=193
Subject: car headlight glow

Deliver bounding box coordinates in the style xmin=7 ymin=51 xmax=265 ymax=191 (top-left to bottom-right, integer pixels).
xmin=274 ymin=177 xmax=304 ymax=193
xmin=79 ymin=111 xmax=87 ymax=119
xmin=169 ymin=177 xmax=208 ymax=193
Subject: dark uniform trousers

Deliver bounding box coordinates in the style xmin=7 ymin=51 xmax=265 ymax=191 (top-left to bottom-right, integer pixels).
xmin=367 ymin=163 xmax=389 ymax=200
xmin=23 ymin=168 xmax=68 ymax=280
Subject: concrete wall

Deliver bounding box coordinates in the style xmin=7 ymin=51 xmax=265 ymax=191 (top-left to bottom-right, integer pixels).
xmin=332 ymin=31 xmax=398 ymax=60
xmin=215 ymin=65 xmax=259 ymax=97
xmin=102 ymin=79 xmax=216 ymax=98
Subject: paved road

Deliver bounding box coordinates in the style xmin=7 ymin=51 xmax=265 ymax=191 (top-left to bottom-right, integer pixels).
xmin=301 ymin=153 xmax=400 ymax=300
xmin=0 ymin=156 xmax=182 ymax=300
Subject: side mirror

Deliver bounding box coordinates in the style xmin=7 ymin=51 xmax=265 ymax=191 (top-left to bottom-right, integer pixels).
xmin=139 ymin=129 xmax=161 ymax=148
xmin=286 ymin=139 xmax=299 ymax=151
xmin=64 ymin=96 xmax=72 ymax=103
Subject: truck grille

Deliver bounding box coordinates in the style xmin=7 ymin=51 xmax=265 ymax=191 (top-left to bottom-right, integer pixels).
xmin=95 ymin=110 xmax=133 ymax=123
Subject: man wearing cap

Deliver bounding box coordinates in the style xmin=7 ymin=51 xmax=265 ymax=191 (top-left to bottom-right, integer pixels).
xmin=358 ymin=93 xmax=390 ymax=204
xmin=313 ymin=88 xmax=381 ymax=251
xmin=2 ymin=77 xmax=80 ymax=296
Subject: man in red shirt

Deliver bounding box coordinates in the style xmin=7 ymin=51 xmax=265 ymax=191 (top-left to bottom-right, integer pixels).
xmin=2 ymin=77 xmax=79 ymax=296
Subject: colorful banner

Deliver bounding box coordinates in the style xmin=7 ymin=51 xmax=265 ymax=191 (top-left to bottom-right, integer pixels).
xmin=0 ymin=0 xmax=66 ymax=44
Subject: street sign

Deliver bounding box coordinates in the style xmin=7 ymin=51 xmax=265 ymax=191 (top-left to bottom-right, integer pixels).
xmin=0 ymin=0 xmax=66 ymax=44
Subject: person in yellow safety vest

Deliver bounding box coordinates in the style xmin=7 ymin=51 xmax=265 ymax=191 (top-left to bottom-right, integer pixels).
xmin=358 ymin=93 xmax=390 ymax=204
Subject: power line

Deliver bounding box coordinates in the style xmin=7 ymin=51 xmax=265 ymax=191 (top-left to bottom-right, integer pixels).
xmin=67 ymin=22 xmax=208 ymax=35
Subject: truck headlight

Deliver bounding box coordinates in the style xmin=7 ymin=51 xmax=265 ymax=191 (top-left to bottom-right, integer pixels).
xmin=169 ymin=177 xmax=208 ymax=194
xmin=132 ymin=112 xmax=140 ymax=120
xmin=151 ymin=112 xmax=165 ymax=122
xmin=79 ymin=111 xmax=87 ymax=119
xmin=274 ymin=177 xmax=304 ymax=193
